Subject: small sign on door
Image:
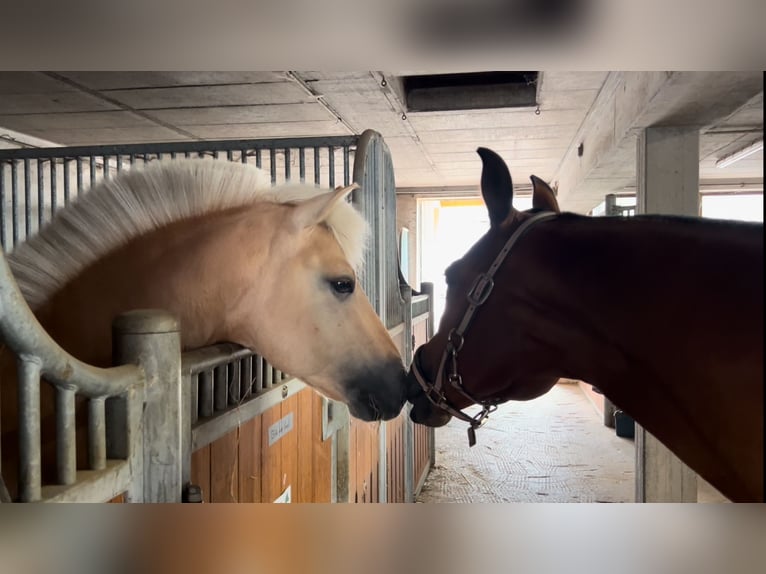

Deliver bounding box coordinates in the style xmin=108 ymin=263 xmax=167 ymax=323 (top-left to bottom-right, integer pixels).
xmin=268 ymin=412 xmax=294 ymax=446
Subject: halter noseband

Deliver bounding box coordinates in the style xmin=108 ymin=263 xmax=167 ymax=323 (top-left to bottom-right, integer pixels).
xmin=410 ymin=211 xmax=557 ymax=447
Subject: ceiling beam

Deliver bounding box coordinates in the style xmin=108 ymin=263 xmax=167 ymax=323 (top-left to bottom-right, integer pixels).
xmin=553 ymin=72 xmax=764 ymax=214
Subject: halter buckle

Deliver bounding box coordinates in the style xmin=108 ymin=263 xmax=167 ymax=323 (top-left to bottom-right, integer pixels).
xmin=467 ymin=273 xmax=494 ymax=306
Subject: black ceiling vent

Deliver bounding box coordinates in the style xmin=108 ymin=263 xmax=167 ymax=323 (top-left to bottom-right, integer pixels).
xmin=402 ymin=72 xmax=538 ymax=113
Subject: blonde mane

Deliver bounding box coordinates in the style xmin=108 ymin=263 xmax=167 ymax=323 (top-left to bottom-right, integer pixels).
xmin=9 ymin=158 xmax=368 ymax=310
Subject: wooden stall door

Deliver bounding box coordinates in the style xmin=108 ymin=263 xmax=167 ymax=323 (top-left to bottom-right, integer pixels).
xmin=190 ymin=387 xmax=332 ymax=503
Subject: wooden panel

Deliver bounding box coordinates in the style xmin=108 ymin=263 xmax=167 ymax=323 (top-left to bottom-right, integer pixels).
xmin=370 ymin=423 xmax=379 ymax=503
xmin=349 ymin=417 xmax=380 ymax=504
xmin=210 ymin=429 xmax=239 ymax=503
xmin=295 ymin=389 xmax=315 ymax=503
xmin=413 ymin=422 xmax=430 ymax=489
xmin=386 ymin=413 xmax=406 ymax=503
xmin=260 ymin=403 xmax=283 ymax=503
xmin=190 ymin=445 xmax=211 ymax=503
xmin=348 ymin=416 xmax=357 ymax=502
xmin=357 ymin=421 xmax=370 ymax=503
xmin=279 ymin=395 xmax=299 ymax=502
xmin=311 ymin=391 xmax=332 ymax=502
xmin=238 ymin=417 xmax=262 ymax=502
xmin=192 ymin=388 xmax=334 ymax=504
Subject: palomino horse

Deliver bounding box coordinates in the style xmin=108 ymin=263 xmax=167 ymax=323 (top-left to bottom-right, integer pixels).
xmin=2 ymin=159 xmax=407 ymax=497
xmin=407 ymin=148 xmax=763 ymax=502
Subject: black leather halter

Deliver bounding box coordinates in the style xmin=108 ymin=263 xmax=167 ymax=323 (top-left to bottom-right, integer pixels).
xmin=410 ymin=211 xmax=557 ymax=446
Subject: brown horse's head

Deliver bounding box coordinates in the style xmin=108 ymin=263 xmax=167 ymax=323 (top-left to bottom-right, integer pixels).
xmin=407 ymin=148 xmax=562 ymax=427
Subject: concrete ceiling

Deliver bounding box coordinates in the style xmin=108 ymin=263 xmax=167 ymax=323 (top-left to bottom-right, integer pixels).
xmin=0 ymin=71 xmax=762 ymax=213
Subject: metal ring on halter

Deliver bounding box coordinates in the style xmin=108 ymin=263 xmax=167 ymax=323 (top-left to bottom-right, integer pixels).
xmin=446 ymin=328 xmax=464 ymax=353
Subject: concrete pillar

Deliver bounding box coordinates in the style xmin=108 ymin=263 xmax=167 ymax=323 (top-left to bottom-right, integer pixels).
xmin=635 ymin=127 xmax=699 ymax=502
xmin=112 ymin=309 xmax=183 ymax=503
xmin=395 ymin=195 xmax=419 ymax=287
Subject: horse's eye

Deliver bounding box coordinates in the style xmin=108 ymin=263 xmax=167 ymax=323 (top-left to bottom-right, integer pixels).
xmin=329 ymin=278 xmax=355 ymax=297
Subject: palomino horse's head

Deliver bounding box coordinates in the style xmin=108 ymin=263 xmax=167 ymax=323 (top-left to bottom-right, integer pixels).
xmin=406 ymin=148 xmax=561 ymax=428
xmin=237 ymin=185 xmax=408 ymax=421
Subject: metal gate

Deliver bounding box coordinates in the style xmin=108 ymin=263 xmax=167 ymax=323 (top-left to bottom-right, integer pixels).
xmin=0 ymin=130 xmax=434 ymax=502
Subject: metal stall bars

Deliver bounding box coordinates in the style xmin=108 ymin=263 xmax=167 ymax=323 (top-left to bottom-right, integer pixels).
xmin=0 ymin=130 xmax=434 ymax=503
xmin=0 ymin=246 xmax=183 ymax=502
xmin=0 ymin=135 xmax=355 ymax=503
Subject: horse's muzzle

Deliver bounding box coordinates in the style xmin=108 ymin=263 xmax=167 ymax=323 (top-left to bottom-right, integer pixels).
xmin=405 ymin=366 xmax=453 ymax=427
xmin=345 ymin=360 xmax=408 ymax=422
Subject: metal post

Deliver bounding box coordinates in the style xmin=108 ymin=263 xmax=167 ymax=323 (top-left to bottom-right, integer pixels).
xmin=112 ymin=310 xmax=183 ymax=503
xmin=18 ymin=357 xmax=42 ymax=502
xmin=333 ymin=423 xmax=350 ymax=503
xmin=420 ymin=282 xmax=437 ymax=470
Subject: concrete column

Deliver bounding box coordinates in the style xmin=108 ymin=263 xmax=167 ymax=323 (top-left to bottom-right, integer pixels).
xmin=396 ymin=195 xmax=419 ymax=287
xmin=635 ymin=127 xmax=699 ymax=502
xmin=112 ymin=309 xmax=183 ymax=503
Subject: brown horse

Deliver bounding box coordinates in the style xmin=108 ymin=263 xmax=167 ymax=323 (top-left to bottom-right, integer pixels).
xmin=407 ymin=148 xmax=763 ymax=502
xmin=2 ymin=159 xmax=408 ymax=498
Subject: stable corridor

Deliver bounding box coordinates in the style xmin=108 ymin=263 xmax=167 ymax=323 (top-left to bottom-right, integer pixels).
xmin=416 ymin=383 xmax=635 ymax=503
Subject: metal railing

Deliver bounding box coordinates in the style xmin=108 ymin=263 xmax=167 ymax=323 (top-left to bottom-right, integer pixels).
xmin=0 ymin=245 xmax=181 ymax=501
xmin=0 ymin=130 xmax=433 ymax=502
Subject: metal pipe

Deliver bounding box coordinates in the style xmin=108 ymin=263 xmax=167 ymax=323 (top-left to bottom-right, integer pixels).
xmin=214 ymin=364 xmax=227 ymax=412
xmin=38 ymin=158 xmax=45 ymax=226
xmin=112 ymin=309 xmax=183 ymax=503
xmin=89 ymin=156 xmax=96 ymax=189
xmin=269 ymin=148 xmax=277 ymax=183
xmin=0 ymin=250 xmax=143 ymax=397
xmin=228 ymin=360 xmax=241 ymax=405
xmin=264 ymin=362 xmax=273 ymax=389
xmin=242 ymin=357 xmax=253 ymax=399
xmin=314 ymin=147 xmax=320 ymax=185
xmin=56 ymin=386 xmax=77 ymax=485
xmin=11 ymin=159 xmax=19 ymax=246
xmin=23 ymin=158 xmax=31 ymax=238
xmin=299 ymin=148 xmax=306 ymax=182
xmin=18 ymin=356 xmax=42 ymax=502
xmin=190 ymin=372 xmax=199 ymax=425
xmin=181 ymin=344 xmax=250 ymax=375
xmin=76 ymin=157 xmax=83 ymax=198
xmin=199 ymin=370 xmax=213 ymax=418
xmin=343 ymin=145 xmax=350 ymax=186
xmin=328 ymin=146 xmax=335 ymax=189
xmin=50 ymin=159 xmax=57 ymax=217
xmin=255 ymin=355 xmax=264 ymax=392
xmin=89 ymin=397 xmax=106 ymax=471
xmin=0 ymin=162 xmax=6 ymax=248
xmin=63 ymin=158 xmax=71 ymax=206
xmin=0 ymin=136 xmax=358 ymax=160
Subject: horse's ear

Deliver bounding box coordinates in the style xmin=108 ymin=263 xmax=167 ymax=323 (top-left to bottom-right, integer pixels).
xmin=290 ymin=184 xmax=359 ymax=230
xmin=530 ymin=175 xmax=560 ymax=213
xmin=477 ymin=147 xmax=514 ymax=227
